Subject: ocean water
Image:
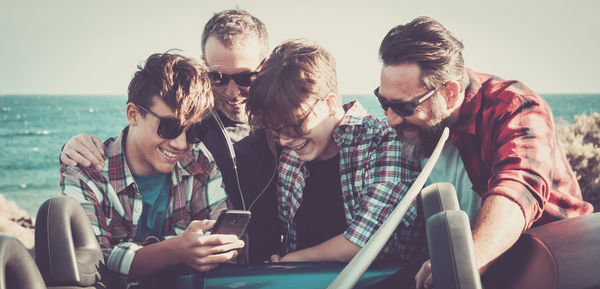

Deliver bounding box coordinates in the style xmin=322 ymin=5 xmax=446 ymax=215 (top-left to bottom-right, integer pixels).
xmin=1 ymin=94 xmax=599 ymax=217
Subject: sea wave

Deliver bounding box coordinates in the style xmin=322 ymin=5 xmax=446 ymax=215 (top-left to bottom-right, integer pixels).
xmin=0 ymin=130 xmax=52 ymax=137
xmin=0 ymin=181 xmax=57 ymax=193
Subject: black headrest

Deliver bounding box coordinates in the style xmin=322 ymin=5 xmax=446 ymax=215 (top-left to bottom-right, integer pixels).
xmin=0 ymin=235 xmax=47 ymax=289
xmin=35 ymin=196 xmax=104 ymax=287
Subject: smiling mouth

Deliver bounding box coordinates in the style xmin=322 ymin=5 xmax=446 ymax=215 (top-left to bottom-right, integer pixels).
xmin=396 ymin=123 xmax=420 ymax=134
xmin=289 ymin=139 xmax=309 ymax=151
xmin=401 ymin=126 xmax=418 ymax=133
xmin=226 ymin=99 xmax=247 ymax=106
xmin=159 ymin=147 xmax=180 ymax=159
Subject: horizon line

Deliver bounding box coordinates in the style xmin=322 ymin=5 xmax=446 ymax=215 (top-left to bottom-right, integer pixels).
xmin=3 ymin=92 xmax=600 ymax=97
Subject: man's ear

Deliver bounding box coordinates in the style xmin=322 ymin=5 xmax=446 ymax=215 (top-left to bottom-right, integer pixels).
xmin=442 ymin=81 xmax=461 ymax=110
xmin=126 ymin=103 xmax=140 ymax=126
xmin=325 ymin=92 xmax=341 ymax=117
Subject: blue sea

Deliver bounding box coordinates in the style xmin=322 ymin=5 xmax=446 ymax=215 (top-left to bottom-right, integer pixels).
xmin=1 ymin=94 xmax=599 ymax=217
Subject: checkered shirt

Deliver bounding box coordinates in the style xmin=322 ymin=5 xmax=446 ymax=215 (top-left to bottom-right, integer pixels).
xmin=451 ymin=69 xmax=593 ymax=229
xmin=277 ymin=101 xmax=426 ymax=262
xmin=59 ymin=127 xmax=229 ymax=276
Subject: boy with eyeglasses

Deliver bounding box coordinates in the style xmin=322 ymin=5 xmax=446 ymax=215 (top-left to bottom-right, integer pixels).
xmin=59 ymin=52 xmax=244 ymax=287
xmin=246 ymin=39 xmax=426 ymax=263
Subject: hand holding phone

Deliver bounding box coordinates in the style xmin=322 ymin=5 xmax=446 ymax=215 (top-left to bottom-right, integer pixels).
xmin=211 ymin=210 xmax=252 ymax=238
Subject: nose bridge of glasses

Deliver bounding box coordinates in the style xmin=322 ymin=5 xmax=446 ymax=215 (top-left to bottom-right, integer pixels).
xmin=224 ymin=77 xmax=242 ymax=94
xmin=210 ymin=71 xmax=256 ymax=88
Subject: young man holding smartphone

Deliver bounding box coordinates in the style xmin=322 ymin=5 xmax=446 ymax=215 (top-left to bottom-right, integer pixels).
xmin=59 ymin=52 xmax=244 ymax=287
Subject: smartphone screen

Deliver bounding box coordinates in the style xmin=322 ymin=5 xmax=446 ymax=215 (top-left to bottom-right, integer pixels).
xmin=211 ymin=209 xmax=252 ymax=238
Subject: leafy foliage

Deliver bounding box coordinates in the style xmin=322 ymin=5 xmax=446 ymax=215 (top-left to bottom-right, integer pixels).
xmin=557 ymin=112 xmax=600 ymax=212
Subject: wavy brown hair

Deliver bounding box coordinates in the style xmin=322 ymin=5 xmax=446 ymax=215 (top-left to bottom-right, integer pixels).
xmin=379 ymin=16 xmax=469 ymax=91
xmin=246 ymin=39 xmax=338 ymax=128
xmin=127 ymin=51 xmax=213 ymax=125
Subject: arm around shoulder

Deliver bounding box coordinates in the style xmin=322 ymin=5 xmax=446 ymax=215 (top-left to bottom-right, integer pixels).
xmin=60 ymin=133 xmax=105 ymax=169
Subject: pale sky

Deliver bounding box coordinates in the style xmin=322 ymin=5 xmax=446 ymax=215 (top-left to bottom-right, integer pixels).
xmin=1 ymin=0 xmax=599 ymax=95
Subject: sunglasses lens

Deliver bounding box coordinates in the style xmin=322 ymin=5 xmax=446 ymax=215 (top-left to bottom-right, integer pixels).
xmin=391 ymin=103 xmax=415 ymax=117
xmin=208 ymin=72 xmax=228 ymax=87
xmin=157 ymin=118 xmax=184 ymax=139
xmin=186 ymin=122 xmax=208 ymax=144
xmin=232 ymin=72 xmax=257 ymax=87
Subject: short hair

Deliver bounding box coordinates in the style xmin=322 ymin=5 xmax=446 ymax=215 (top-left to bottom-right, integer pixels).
xmin=379 ymin=16 xmax=469 ymax=91
xmin=201 ymin=9 xmax=269 ymax=59
xmin=127 ymin=51 xmax=213 ymax=125
xmin=246 ymin=38 xmax=338 ymax=128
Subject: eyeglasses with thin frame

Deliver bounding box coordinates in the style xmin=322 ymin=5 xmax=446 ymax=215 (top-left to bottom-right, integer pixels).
xmin=264 ymin=97 xmax=326 ymax=138
xmin=373 ymin=87 xmax=437 ymax=117
xmin=136 ymin=104 xmax=208 ymax=144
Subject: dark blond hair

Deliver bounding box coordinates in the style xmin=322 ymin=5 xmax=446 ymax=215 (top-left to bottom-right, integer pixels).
xmin=127 ymin=51 xmax=213 ymax=125
xmin=201 ymin=9 xmax=269 ymax=59
xmin=246 ymin=39 xmax=338 ymax=128
xmin=379 ymin=16 xmax=469 ymax=91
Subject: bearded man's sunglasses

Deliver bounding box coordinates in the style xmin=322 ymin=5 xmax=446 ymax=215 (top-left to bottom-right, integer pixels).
xmin=373 ymin=87 xmax=437 ymax=117
xmin=136 ymin=104 xmax=208 ymax=144
xmin=208 ymin=71 xmax=258 ymax=87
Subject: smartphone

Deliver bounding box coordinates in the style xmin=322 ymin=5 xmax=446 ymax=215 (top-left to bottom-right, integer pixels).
xmin=211 ymin=210 xmax=252 ymax=238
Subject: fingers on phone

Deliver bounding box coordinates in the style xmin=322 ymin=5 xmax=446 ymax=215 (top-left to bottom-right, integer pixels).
xmin=188 ymin=219 xmax=215 ymax=232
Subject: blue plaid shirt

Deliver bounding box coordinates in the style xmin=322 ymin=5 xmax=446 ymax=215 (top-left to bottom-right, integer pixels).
xmin=277 ymin=101 xmax=426 ymax=262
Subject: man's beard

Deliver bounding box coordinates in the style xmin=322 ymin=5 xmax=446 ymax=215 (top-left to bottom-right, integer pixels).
xmin=217 ymin=99 xmax=249 ymax=123
xmin=396 ymin=115 xmax=456 ymax=163
xmin=214 ymin=89 xmax=249 ymax=123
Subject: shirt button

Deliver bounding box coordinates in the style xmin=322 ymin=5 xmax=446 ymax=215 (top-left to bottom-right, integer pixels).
xmin=135 ymin=207 xmax=142 ymax=213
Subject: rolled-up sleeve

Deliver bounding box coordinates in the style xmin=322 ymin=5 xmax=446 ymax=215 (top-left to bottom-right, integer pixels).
xmin=485 ymin=98 xmax=556 ymax=229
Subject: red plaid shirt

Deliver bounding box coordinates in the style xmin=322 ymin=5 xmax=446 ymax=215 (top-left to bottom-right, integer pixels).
xmin=451 ymin=69 xmax=593 ymax=229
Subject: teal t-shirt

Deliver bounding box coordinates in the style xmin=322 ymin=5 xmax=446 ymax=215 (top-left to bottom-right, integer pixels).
xmin=132 ymin=172 xmax=171 ymax=242
xmin=421 ymin=141 xmax=481 ymax=225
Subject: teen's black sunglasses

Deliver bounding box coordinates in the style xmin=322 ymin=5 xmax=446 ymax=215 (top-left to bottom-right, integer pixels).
xmin=137 ymin=104 xmax=209 ymax=144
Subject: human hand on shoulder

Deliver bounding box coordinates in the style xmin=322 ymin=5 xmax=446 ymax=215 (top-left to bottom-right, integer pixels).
xmin=60 ymin=134 xmax=104 ymax=170
xmin=172 ymin=220 xmax=245 ymax=271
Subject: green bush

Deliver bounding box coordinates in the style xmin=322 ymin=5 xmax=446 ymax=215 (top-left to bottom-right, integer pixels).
xmin=556 ymin=112 xmax=600 ymax=212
